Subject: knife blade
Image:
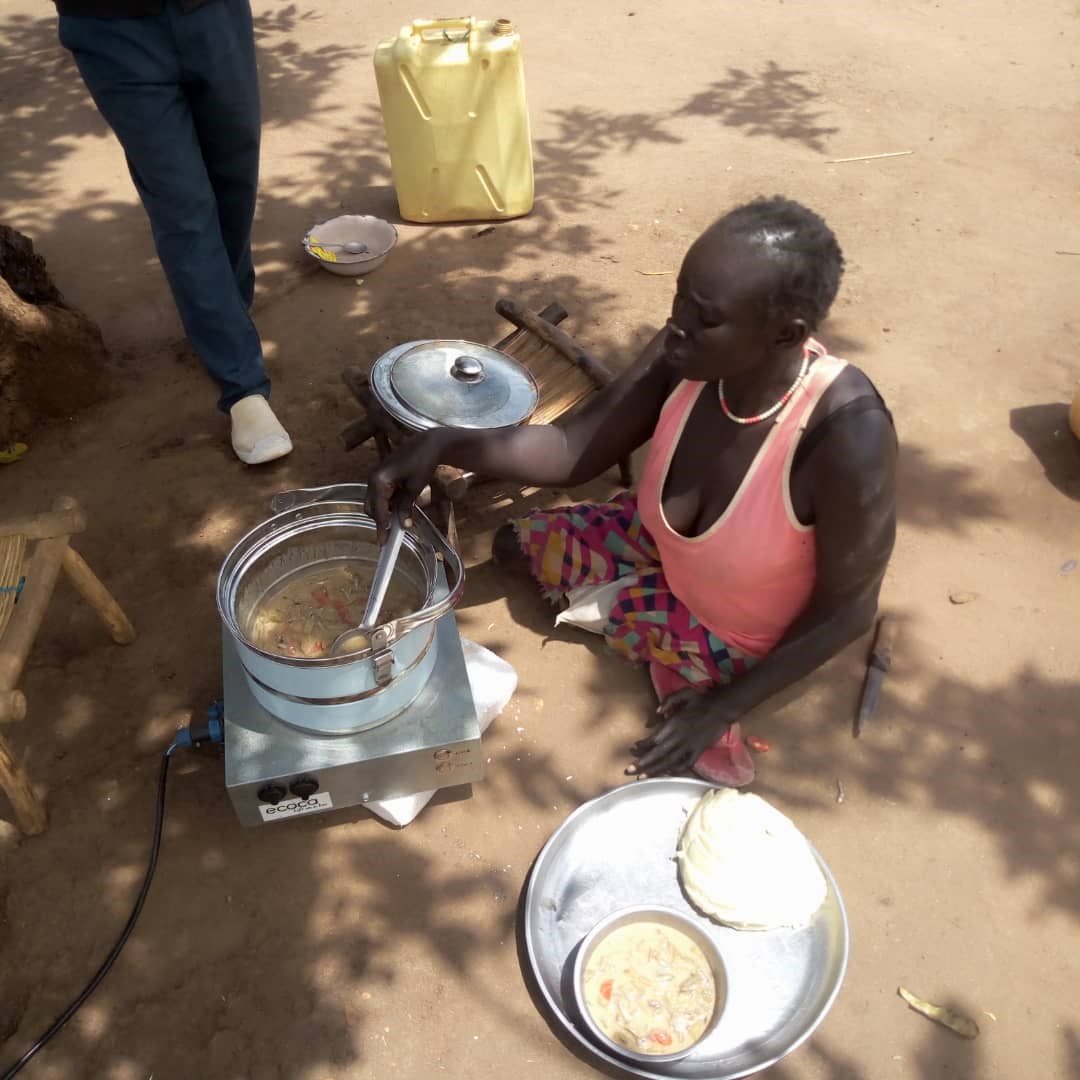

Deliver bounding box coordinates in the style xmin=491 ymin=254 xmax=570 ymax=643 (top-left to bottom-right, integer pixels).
xmin=855 ymin=615 xmax=897 ymax=737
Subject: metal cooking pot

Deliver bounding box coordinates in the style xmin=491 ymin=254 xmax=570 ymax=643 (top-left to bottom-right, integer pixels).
xmin=216 ymin=484 xmax=464 ymax=734
xmin=369 ymin=339 xmax=539 ymax=432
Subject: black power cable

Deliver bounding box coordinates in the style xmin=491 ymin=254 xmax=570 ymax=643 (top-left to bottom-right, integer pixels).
xmin=1 ymin=744 xmax=176 ymax=1079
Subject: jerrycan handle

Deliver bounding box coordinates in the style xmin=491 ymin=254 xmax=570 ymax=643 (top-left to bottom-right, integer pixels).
xmin=411 ymin=17 xmax=473 ymax=43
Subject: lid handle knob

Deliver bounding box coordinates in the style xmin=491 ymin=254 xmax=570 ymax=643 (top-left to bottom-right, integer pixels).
xmin=451 ymin=355 xmax=485 ymax=383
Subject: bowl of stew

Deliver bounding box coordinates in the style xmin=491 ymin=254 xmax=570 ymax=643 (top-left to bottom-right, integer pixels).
xmin=572 ymin=905 xmax=727 ymax=1064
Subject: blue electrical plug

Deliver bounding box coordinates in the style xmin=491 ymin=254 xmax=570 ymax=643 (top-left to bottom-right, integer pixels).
xmin=174 ymin=699 xmax=225 ymax=749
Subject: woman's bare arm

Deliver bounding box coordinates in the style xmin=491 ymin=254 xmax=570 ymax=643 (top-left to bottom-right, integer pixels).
xmin=366 ymin=329 xmax=672 ymax=535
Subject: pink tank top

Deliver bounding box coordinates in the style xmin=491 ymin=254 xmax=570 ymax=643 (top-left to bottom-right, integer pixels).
xmin=637 ymin=342 xmax=847 ymax=659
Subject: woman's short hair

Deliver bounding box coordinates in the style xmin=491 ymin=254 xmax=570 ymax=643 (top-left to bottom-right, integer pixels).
xmin=714 ymin=196 xmax=845 ymax=328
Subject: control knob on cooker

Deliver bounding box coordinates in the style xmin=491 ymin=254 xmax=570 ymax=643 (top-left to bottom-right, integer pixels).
xmin=257 ymin=784 xmax=286 ymax=805
xmin=289 ymin=776 xmax=320 ymax=799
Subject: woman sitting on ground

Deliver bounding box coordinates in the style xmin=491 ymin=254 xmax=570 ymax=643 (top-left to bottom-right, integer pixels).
xmin=367 ymin=196 xmax=897 ymax=783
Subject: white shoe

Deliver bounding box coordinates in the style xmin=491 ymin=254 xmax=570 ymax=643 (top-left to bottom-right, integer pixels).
xmin=230 ymin=395 xmax=293 ymax=464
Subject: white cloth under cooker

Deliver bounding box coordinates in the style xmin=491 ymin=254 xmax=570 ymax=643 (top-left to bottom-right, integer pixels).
xmin=365 ymin=637 xmax=518 ymax=827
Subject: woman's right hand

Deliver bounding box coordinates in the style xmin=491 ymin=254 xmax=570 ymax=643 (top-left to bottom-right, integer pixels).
xmin=365 ymin=431 xmax=447 ymax=542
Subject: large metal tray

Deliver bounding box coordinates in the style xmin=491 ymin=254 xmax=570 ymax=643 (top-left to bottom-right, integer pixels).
xmin=522 ymin=778 xmax=849 ymax=1079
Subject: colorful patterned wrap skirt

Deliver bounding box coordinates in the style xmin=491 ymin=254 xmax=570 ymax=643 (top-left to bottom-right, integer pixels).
xmin=513 ymin=492 xmax=758 ymax=700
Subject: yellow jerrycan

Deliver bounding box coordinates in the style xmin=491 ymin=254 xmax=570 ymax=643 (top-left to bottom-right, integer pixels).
xmin=374 ymin=17 xmax=534 ymax=223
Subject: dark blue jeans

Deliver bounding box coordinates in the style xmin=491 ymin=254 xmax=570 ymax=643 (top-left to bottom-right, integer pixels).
xmin=59 ymin=0 xmax=270 ymax=410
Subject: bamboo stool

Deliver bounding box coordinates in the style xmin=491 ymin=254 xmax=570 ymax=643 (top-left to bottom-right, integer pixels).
xmin=338 ymin=298 xmax=634 ymax=538
xmin=0 ymin=496 xmax=135 ymax=835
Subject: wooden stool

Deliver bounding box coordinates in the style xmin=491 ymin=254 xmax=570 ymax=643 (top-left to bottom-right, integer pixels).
xmin=0 ymin=496 xmax=135 ymax=835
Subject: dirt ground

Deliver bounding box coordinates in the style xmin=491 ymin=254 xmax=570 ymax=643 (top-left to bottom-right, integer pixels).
xmin=2 ymin=0 xmax=1079 ymax=1077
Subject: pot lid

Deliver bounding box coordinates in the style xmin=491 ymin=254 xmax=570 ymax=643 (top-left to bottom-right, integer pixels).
xmin=370 ymin=339 xmax=539 ymax=431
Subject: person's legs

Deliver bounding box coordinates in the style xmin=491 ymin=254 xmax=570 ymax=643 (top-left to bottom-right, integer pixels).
xmin=176 ymin=0 xmax=260 ymax=309
xmin=58 ymin=5 xmax=273 ymax=416
xmin=492 ymin=522 xmax=526 ymax=567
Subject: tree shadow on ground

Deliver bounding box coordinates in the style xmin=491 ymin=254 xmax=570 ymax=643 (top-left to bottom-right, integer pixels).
xmin=0 ymin=13 xmax=106 ymax=211
xmin=249 ymin=97 xmax=684 ymax=322
xmin=676 ymin=61 xmax=840 ymax=153
xmin=253 ymin=4 xmax=364 ymax=127
xmin=768 ymin=1012 xmax=990 ymax=1080
xmin=894 ymin=443 xmax=1003 ymax=534
xmin=1008 ymin=402 xmax=1080 ymax=502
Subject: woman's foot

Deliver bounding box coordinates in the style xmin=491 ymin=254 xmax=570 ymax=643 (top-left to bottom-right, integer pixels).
xmin=692 ymin=722 xmax=756 ymax=787
xmin=491 ymin=522 xmax=522 ymax=564
xmin=491 ymin=522 xmax=539 ymax=583
xmin=230 ymin=394 xmax=293 ymax=464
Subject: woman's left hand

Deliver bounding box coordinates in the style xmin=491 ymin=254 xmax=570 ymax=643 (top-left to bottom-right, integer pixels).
xmin=629 ymin=688 xmax=737 ymax=777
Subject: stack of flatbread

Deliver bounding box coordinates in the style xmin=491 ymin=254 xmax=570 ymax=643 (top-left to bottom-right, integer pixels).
xmin=677 ymin=788 xmax=827 ymax=931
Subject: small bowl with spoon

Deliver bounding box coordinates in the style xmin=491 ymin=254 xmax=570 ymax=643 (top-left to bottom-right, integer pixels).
xmin=304 ymin=214 xmax=398 ymax=277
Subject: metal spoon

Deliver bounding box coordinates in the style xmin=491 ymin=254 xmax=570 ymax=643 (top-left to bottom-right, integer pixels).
xmin=315 ymin=240 xmax=370 ymax=255
xmin=328 ymin=500 xmax=411 ymax=656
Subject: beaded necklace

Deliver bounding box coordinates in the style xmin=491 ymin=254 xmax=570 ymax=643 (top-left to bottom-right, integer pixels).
xmin=717 ymin=352 xmax=810 ymax=425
